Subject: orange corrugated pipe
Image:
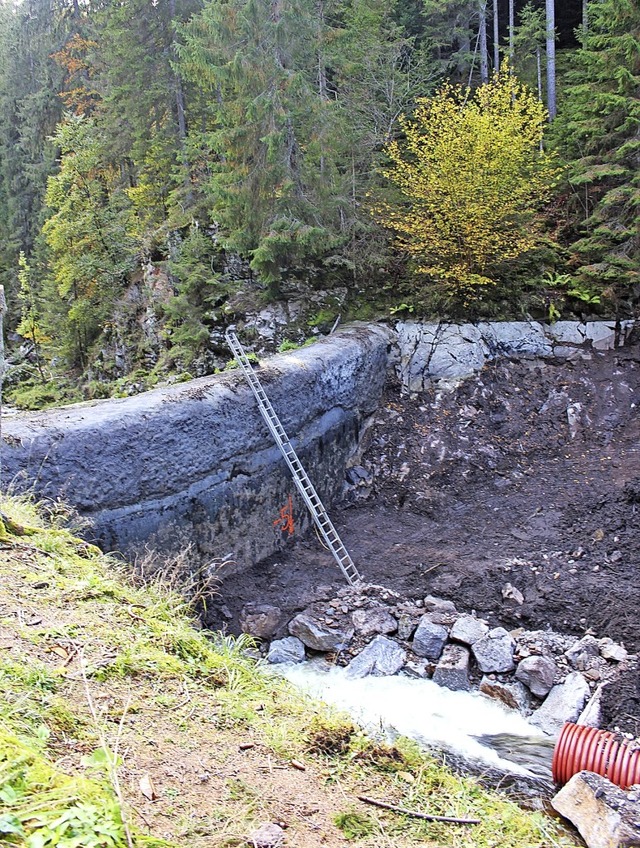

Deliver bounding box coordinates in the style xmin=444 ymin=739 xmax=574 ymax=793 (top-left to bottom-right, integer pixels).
xmin=552 ymin=722 xmax=640 ymax=790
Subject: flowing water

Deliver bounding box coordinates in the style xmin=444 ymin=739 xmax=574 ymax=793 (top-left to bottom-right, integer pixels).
xmin=278 ymin=660 xmax=555 ymax=780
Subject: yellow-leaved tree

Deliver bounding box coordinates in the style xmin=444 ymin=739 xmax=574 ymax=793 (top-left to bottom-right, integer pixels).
xmin=376 ymin=68 xmax=558 ymax=303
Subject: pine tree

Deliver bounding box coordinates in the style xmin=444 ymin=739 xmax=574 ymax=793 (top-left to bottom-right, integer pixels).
xmin=554 ymin=0 xmax=639 ymax=303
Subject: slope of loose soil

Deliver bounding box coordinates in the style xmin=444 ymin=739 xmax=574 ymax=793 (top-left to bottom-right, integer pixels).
xmin=212 ymin=340 xmax=640 ymax=735
xmin=0 ymin=499 xmax=577 ymax=848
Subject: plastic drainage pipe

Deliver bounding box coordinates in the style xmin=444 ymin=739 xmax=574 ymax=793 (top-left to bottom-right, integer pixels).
xmin=552 ymin=722 xmax=640 ymax=790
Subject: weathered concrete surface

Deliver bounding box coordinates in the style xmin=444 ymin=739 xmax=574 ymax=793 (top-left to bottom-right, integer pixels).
xmin=1 ymin=324 xmax=392 ymax=571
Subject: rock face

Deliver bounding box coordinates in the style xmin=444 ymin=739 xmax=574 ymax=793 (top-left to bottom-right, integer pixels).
xmin=552 ymin=772 xmax=640 ymax=848
xmin=2 ymin=324 xmax=392 ymax=570
xmin=396 ymin=319 xmax=636 ymax=391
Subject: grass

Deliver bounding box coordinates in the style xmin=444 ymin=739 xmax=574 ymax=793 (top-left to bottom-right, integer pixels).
xmin=0 ymin=496 xmax=579 ymax=848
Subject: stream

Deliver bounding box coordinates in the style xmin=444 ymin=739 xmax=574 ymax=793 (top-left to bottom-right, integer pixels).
xmin=278 ymin=660 xmax=556 ymax=782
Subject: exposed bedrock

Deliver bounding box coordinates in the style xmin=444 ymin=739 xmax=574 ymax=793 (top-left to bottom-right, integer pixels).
xmin=1 ymin=324 xmax=393 ymax=572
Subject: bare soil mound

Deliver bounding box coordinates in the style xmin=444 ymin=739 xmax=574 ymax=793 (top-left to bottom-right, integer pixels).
xmin=210 ymin=341 xmax=640 ymax=734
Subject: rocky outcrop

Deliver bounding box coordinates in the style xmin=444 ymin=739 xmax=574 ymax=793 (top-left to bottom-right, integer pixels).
xmin=1 ymin=324 xmax=392 ymax=571
xmin=396 ymin=320 xmax=636 ymax=391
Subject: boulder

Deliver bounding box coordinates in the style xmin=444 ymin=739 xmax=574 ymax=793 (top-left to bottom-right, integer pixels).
xmin=432 ymin=644 xmax=471 ymax=691
xmin=412 ymin=617 xmax=448 ymax=661
xmin=240 ymin=604 xmax=283 ymax=639
xmin=472 ymin=627 xmax=516 ymax=673
xmin=515 ymin=655 xmax=558 ymax=698
xmin=352 ymin=606 xmax=398 ymax=637
xmin=480 ymin=677 xmax=530 ymax=712
xmin=345 ymin=635 xmax=406 ymax=679
xmin=424 ymin=595 xmax=457 ymax=614
xmin=529 ymin=672 xmax=590 ymax=736
xmin=396 ymin=614 xmax=417 ymax=641
xmin=450 ymin=614 xmax=489 ymax=646
xmin=552 ymin=772 xmax=640 ymax=848
xmin=288 ymin=612 xmax=353 ymax=652
xmin=267 ymin=636 xmax=306 ymax=665
xmin=577 ymin=684 xmax=604 ymax=728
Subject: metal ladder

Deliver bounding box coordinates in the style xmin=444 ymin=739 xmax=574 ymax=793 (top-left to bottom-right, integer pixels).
xmin=225 ymin=330 xmax=362 ymax=586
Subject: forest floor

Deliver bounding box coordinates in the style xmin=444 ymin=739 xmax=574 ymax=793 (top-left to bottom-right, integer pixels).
xmin=213 ymin=339 xmax=640 ymax=736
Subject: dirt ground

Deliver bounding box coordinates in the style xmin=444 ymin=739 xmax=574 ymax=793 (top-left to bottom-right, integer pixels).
xmin=211 ymin=338 xmax=640 ymax=735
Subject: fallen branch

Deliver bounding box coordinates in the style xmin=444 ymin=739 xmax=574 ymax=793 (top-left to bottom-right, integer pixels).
xmin=357 ymin=795 xmax=480 ymax=825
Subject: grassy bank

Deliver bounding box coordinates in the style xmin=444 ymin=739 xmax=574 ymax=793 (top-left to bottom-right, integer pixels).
xmin=0 ymin=497 xmax=576 ymax=847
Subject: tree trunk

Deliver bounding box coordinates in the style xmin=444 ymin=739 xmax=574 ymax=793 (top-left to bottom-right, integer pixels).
xmin=582 ymin=0 xmax=588 ymax=34
xmin=479 ymin=1 xmax=489 ymax=83
xmin=536 ymin=45 xmax=542 ymax=102
xmin=493 ymin=0 xmax=499 ymax=71
xmin=545 ymin=0 xmax=556 ymax=119
xmin=508 ymin=0 xmax=514 ymax=64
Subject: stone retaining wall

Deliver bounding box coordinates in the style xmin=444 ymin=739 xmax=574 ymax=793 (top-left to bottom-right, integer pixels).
xmin=1 ymin=324 xmax=392 ymax=571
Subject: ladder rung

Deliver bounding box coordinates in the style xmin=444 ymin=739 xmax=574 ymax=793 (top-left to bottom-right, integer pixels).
xmin=226 ymin=330 xmax=362 ymax=585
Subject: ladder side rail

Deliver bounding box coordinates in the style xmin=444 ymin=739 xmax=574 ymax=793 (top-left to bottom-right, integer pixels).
xmin=225 ymin=330 xmax=362 ymax=585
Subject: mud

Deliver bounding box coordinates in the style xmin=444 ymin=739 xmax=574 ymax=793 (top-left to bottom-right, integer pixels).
xmin=209 ymin=340 xmax=640 ymax=735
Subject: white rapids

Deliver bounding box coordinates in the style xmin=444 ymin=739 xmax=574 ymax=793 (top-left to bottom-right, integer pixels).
xmin=278 ymin=660 xmax=553 ymax=777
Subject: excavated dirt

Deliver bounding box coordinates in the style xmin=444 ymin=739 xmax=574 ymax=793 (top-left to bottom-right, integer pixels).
xmin=209 ymin=340 xmax=640 ymax=735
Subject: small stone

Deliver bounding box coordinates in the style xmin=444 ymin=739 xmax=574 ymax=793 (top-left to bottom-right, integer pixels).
xmin=412 ymin=616 xmax=448 ymax=661
xmin=396 ymin=614 xmax=417 ymax=641
xmin=566 ymin=636 xmax=600 ymax=671
xmin=248 ymin=822 xmax=286 ymax=848
xmin=424 ymin=595 xmax=457 ymax=614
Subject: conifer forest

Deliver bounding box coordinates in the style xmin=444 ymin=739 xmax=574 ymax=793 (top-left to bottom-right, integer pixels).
xmin=0 ymin=0 xmax=638 ymax=405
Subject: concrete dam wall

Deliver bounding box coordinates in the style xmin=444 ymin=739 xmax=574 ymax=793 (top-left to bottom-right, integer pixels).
xmin=2 ymin=324 xmax=393 ymax=573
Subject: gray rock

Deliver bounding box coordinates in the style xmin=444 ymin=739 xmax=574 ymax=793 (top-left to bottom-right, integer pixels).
xmin=405 ymin=658 xmax=429 ymax=678
xmin=352 ymin=607 xmax=398 ymax=637
xmin=566 ymin=636 xmax=600 ymax=671
xmin=598 ymin=637 xmax=628 ymax=663
xmin=248 ymin=822 xmax=286 ymax=848
xmin=288 ymin=612 xmax=353 ymax=652
xmin=577 ymin=684 xmax=604 ymax=728
xmin=267 ymin=636 xmax=306 ymax=665
xmin=424 ymin=595 xmax=457 ymax=614
xmin=472 ymin=627 xmax=516 ymax=673
xmin=515 ymin=655 xmax=558 ymax=698
xmin=345 ymin=635 xmax=406 ymax=679
xmin=240 ymin=604 xmax=283 ymax=639
xmin=530 ymin=672 xmax=590 ymax=736
xmin=433 ymin=644 xmax=471 ymax=691
xmin=396 ymin=614 xmax=417 ymax=641
xmin=450 ymin=614 xmax=489 ymax=646
xmin=552 ymin=772 xmax=640 ymax=848
xmin=480 ymin=677 xmax=530 ymax=712
xmin=412 ymin=617 xmax=448 ymax=661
